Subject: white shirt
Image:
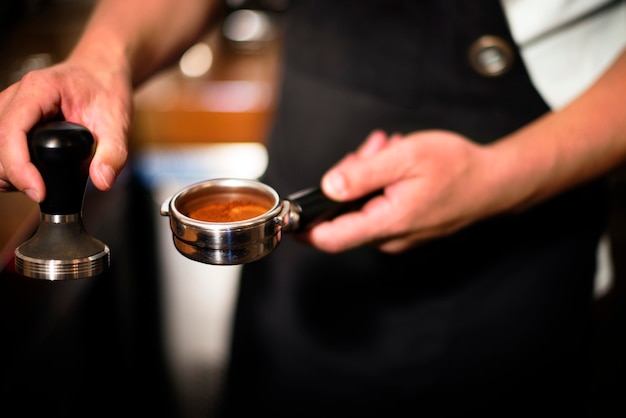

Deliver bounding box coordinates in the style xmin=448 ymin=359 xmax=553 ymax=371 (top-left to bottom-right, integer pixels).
xmin=500 ymin=0 xmax=626 ymax=109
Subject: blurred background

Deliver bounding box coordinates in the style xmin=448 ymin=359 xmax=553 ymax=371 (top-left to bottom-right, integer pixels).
xmin=0 ymin=1 xmax=625 ymax=417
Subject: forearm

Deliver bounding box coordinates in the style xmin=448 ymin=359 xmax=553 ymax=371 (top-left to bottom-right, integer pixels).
xmin=69 ymin=0 xmax=224 ymax=87
xmin=486 ymin=49 xmax=626 ymax=213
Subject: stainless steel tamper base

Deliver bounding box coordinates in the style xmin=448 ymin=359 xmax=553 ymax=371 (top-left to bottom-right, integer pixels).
xmin=15 ymin=248 xmax=110 ymax=280
xmin=14 ymin=214 xmax=110 ymax=280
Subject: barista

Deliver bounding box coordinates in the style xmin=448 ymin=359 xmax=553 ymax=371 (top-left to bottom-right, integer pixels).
xmin=0 ymin=0 xmax=625 ymax=416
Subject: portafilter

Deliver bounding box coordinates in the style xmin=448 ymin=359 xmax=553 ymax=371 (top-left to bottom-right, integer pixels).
xmin=160 ymin=177 xmax=375 ymax=265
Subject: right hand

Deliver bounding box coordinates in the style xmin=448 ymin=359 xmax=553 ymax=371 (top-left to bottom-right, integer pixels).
xmin=0 ymin=57 xmax=133 ymax=203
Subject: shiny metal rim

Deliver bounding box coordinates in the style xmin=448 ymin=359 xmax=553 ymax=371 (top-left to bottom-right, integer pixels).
xmin=14 ymin=246 xmax=110 ymax=280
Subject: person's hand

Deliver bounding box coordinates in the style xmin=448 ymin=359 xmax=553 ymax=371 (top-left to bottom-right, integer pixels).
xmin=0 ymin=57 xmax=133 ymax=203
xmin=300 ymin=129 xmax=507 ymax=254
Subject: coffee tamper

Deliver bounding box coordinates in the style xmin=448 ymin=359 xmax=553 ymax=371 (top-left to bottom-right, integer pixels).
xmin=14 ymin=121 xmax=110 ymax=280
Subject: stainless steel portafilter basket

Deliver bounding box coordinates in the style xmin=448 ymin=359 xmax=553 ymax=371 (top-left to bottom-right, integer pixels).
xmin=14 ymin=121 xmax=110 ymax=280
xmin=160 ymin=178 xmax=374 ymax=265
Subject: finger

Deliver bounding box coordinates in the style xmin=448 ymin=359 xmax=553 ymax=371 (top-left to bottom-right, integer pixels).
xmin=0 ymin=125 xmax=47 ymax=202
xmin=86 ymin=116 xmax=130 ymax=191
xmin=375 ymin=234 xmax=423 ymax=254
xmin=321 ymin=138 xmax=410 ymax=201
xmin=320 ymin=131 xmax=391 ymax=200
xmin=355 ymin=129 xmax=389 ymax=157
xmin=0 ymin=75 xmax=64 ymax=200
xmin=327 ymin=130 xmax=389 ymax=170
xmin=64 ymin=78 xmax=133 ymax=191
xmin=304 ymin=193 xmax=394 ymax=252
xmin=1 ymin=142 xmax=45 ymax=202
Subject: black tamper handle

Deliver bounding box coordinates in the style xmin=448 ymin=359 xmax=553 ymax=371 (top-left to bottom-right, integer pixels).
xmin=28 ymin=121 xmax=95 ymax=215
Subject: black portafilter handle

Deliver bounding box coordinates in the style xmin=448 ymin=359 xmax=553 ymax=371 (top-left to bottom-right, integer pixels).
xmin=287 ymin=186 xmax=381 ymax=231
xmin=29 ymin=121 xmax=94 ymax=215
xmin=14 ymin=121 xmax=110 ymax=280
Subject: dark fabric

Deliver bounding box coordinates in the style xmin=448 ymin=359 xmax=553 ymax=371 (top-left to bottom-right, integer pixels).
xmin=220 ymin=1 xmax=608 ymax=416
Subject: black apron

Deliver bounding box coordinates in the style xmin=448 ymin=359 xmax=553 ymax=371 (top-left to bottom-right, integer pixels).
xmin=220 ymin=1 xmax=608 ymax=416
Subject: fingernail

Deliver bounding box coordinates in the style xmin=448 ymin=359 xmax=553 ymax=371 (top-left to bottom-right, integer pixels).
xmin=25 ymin=189 xmax=40 ymax=203
xmin=323 ymin=171 xmax=347 ymax=199
xmin=98 ymin=164 xmax=115 ymax=189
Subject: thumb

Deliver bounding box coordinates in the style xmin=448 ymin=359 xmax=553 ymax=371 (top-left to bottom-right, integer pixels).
xmin=88 ymin=124 xmax=129 ymax=191
xmin=321 ymin=133 xmax=403 ymax=201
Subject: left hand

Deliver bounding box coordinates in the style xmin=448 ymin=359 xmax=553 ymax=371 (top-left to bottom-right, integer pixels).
xmin=299 ymin=129 xmax=505 ymax=254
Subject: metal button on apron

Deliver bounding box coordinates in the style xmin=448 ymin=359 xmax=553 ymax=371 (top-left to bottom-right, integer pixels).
xmin=468 ymin=35 xmax=514 ymax=77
